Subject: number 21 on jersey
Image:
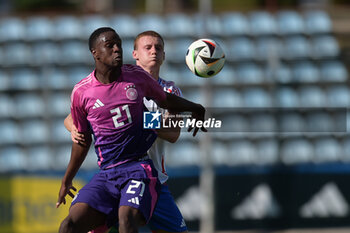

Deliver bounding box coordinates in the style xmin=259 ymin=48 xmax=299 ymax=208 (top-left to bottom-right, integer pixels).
xmin=110 ymin=104 xmax=132 ymax=128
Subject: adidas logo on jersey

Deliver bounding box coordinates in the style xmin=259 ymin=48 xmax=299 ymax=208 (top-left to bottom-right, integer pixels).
xmin=93 ymin=99 xmax=104 ymax=109
xmin=128 ymin=197 xmax=140 ymax=205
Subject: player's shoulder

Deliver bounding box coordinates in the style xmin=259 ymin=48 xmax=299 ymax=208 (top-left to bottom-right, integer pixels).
xmin=122 ymin=64 xmax=155 ymax=87
xmin=158 ymin=77 xmax=182 ymax=97
xmin=158 ymin=77 xmax=175 ymax=87
xmin=122 ymin=64 xmax=148 ymax=75
xmin=72 ymin=71 xmax=94 ymax=95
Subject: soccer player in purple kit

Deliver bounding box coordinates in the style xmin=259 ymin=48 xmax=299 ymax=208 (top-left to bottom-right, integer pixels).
xmin=56 ymin=27 xmax=206 ymax=233
xmin=66 ymin=30 xmax=188 ymax=233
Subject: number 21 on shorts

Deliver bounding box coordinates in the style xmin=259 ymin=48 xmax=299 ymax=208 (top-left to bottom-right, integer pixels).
xmin=126 ymin=180 xmax=145 ymax=197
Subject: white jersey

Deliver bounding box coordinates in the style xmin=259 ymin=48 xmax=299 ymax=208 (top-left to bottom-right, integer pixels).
xmin=143 ymin=78 xmax=183 ymax=184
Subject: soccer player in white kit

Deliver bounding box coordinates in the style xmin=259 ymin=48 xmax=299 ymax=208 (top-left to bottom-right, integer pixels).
xmin=133 ymin=31 xmax=187 ymax=233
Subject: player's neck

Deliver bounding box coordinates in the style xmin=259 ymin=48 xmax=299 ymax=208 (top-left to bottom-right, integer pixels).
xmin=148 ymin=69 xmax=160 ymax=81
xmin=95 ymin=67 xmax=121 ymax=84
xmin=137 ymin=63 xmax=160 ymax=80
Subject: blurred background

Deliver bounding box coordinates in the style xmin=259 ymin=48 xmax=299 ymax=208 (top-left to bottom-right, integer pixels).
xmin=0 ymin=0 xmax=350 ymax=232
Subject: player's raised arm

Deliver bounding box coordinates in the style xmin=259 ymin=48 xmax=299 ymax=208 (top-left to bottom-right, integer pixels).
xmin=157 ymin=92 xmax=207 ymax=137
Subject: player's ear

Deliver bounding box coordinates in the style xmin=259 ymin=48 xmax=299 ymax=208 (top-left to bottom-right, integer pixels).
xmin=91 ymin=49 xmax=99 ymax=60
xmin=132 ymin=50 xmax=138 ymax=60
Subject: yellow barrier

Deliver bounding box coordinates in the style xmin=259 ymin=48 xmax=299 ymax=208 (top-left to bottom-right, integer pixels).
xmin=0 ymin=176 xmax=84 ymax=233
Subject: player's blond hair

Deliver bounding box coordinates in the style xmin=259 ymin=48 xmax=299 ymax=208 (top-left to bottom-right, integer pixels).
xmin=134 ymin=30 xmax=164 ymax=50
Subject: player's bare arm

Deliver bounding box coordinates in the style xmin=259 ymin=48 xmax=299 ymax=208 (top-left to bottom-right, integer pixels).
xmin=158 ymin=92 xmax=207 ymax=137
xmin=56 ymin=134 xmax=92 ymax=208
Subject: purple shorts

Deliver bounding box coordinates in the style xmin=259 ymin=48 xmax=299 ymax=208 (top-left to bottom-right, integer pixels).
xmin=71 ymin=159 xmax=160 ymax=226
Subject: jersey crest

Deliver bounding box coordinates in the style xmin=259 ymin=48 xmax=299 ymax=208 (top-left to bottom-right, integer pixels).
xmin=125 ymin=84 xmax=138 ymax=100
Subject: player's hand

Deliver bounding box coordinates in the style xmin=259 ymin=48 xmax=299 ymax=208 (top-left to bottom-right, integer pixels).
xmin=71 ymin=124 xmax=86 ymax=146
xmin=56 ymin=181 xmax=77 ymax=208
xmin=188 ymin=104 xmax=207 ymax=137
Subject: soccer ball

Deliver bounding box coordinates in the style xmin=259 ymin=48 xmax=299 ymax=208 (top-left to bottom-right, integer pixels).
xmin=185 ymin=38 xmax=225 ymax=78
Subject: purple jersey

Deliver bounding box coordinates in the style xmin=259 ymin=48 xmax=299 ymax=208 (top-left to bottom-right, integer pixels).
xmin=71 ymin=64 xmax=166 ymax=169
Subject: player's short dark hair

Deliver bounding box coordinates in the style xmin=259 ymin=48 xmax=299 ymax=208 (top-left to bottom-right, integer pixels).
xmin=134 ymin=30 xmax=164 ymax=50
xmin=89 ymin=27 xmax=117 ymax=51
